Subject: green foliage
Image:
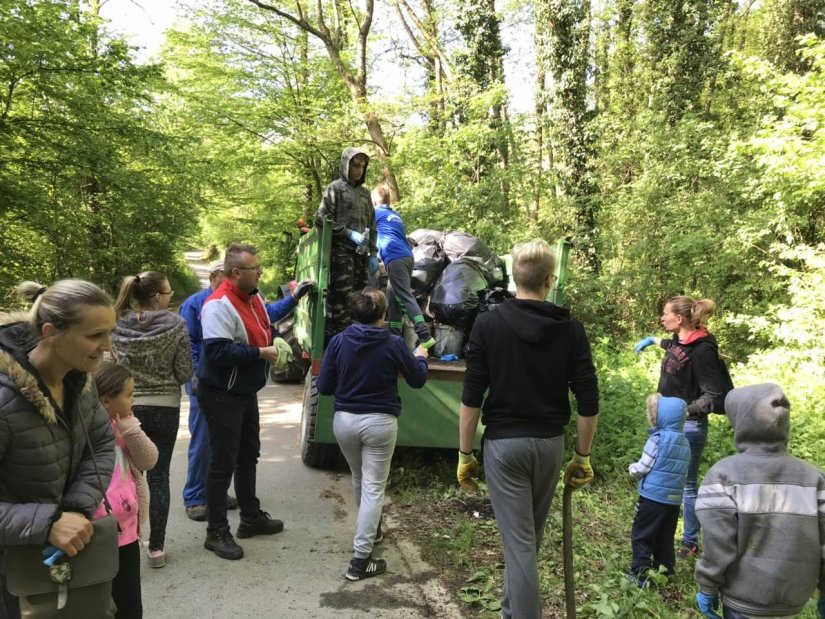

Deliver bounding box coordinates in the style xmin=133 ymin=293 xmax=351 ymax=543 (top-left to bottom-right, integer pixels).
xmin=391 ymin=346 xmax=821 ymax=618
xmin=758 ymin=0 xmax=825 ymax=73
xmin=157 ymin=0 xmax=357 ymax=292
xmin=0 ymin=0 xmax=199 ymax=297
xmin=459 ymin=565 xmax=503 ymax=611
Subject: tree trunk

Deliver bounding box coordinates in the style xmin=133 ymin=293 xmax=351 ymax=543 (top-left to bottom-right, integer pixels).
xmin=247 ymin=0 xmax=400 ymax=200
xmin=363 ymin=111 xmax=400 ymax=201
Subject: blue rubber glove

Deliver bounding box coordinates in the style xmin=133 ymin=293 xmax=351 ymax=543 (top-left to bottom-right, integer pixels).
xmin=696 ymin=592 xmax=721 ymax=619
xmin=348 ymin=229 xmax=367 ymax=247
xmin=817 ymin=594 xmax=825 ymax=619
xmin=634 ymin=336 xmax=656 ymax=354
xmin=369 ymin=255 xmax=379 ymax=275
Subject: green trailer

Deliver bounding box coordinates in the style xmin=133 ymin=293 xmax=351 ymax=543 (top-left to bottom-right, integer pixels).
xmin=292 ymin=220 xmax=570 ymax=468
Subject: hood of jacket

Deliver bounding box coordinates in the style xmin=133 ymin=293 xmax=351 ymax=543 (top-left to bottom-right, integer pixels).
xmin=115 ymin=309 xmax=183 ymax=339
xmin=726 ymin=383 xmax=790 ymax=454
xmin=341 ymin=323 xmax=391 ymax=353
xmin=0 ymin=321 xmax=92 ymax=425
xmin=656 ymin=396 xmax=687 ymax=432
xmin=339 ymin=147 xmax=369 ymax=186
xmin=670 ymin=330 xmax=719 ymax=354
xmin=496 ymin=298 xmax=571 ymax=342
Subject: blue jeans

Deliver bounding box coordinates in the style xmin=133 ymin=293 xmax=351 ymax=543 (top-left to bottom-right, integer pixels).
xmin=682 ymin=418 xmax=708 ymax=546
xmin=182 ymin=382 xmax=210 ymax=508
xmin=333 ymin=412 xmax=398 ymax=559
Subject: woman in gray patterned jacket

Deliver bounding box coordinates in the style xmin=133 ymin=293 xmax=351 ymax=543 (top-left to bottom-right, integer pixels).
xmin=112 ymin=271 xmax=193 ymax=569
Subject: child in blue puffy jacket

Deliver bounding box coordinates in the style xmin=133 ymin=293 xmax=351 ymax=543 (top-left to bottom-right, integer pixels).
xmin=627 ymin=394 xmax=690 ymax=585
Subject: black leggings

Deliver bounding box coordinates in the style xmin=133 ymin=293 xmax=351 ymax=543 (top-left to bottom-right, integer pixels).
xmin=112 ymin=540 xmax=142 ymax=618
xmin=133 ymin=405 xmax=178 ymax=551
xmin=0 ymin=572 xmax=19 ymax=619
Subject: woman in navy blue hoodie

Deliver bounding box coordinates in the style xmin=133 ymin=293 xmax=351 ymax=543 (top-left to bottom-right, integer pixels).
xmin=317 ymin=287 xmax=428 ymax=581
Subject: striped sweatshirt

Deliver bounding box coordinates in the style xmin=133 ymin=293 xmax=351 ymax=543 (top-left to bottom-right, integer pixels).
xmin=695 ymin=383 xmax=825 ymax=617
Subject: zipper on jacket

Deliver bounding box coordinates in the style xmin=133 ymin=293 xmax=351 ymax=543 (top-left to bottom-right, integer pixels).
xmin=249 ymin=296 xmax=271 ymax=346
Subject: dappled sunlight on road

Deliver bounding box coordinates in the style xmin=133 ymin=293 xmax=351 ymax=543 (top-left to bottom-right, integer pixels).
xmin=176 ymin=383 xmax=303 ymax=440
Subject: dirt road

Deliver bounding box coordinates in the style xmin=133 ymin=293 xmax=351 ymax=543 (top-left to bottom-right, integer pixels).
xmin=140 ymin=382 xmax=461 ymax=618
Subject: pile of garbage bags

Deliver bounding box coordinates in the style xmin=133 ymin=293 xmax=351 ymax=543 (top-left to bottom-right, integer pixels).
xmin=409 ymin=229 xmax=512 ymax=351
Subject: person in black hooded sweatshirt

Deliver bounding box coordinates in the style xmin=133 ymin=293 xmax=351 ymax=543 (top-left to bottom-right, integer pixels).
xmin=316 ymin=287 xmax=428 ymax=582
xmin=457 ymin=239 xmax=599 ymax=619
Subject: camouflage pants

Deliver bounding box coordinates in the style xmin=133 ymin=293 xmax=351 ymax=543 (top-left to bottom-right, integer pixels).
xmin=327 ymin=242 xmax=369 ymax=336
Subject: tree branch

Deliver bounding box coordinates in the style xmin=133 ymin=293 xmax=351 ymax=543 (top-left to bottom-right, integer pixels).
xmin=393 ymin=1 xmax=428 ymax=59
xmin=396 ymin=0 xmax=453 ymax=79
xmin=357 ymin=0 xmax=374 ymax=88
xmin=246 ymin=0 xmax=327 ymax=40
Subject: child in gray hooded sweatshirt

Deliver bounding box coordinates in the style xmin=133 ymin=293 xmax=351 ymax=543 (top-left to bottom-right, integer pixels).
xmin=694 ymin=383 xmax=825 ymax=619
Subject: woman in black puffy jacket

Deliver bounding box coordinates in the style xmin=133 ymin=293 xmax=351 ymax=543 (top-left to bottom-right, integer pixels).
xmin=0 ymin=280 xmax=116 ymax=617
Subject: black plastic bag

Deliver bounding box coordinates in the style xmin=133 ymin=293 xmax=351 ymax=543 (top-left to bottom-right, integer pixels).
xmin=477 ymin=287 xmax=514 ymax=314
xmin=409 ymin=228 xmax=444 ymax=247
xmin=411 ymin=242 xmax=449 ymax=297
xmin=429 ymin=259 xmax=490 ymax=330
xmin=442 ymin=231 xmax=501 ymax=285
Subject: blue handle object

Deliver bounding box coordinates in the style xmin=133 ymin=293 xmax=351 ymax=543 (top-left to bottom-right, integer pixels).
xmin=440 ymin=354 xmax=459 ymax=362
xmin=695 ymin=592 xmax=721 ymax=619
xmin=817 ymin=594 xmax=825 ymax=619
xmin=369 ymin=255 xmax=379 ymax=275
xmin=634 ymin=336 xmax=656 ymax=354
xmin=42 ymin=544 xmax=66 ymax=567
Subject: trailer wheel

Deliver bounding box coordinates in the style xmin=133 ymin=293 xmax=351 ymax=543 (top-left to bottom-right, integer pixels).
xmin=300 ymin=373 xmax=338 ymax=468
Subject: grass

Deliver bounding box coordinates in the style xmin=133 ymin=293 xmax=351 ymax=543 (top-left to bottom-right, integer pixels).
xmin=388 ymin=450 xmax=821 ymax=618
xmin=385 ymin=347 xmax=822 ymax=618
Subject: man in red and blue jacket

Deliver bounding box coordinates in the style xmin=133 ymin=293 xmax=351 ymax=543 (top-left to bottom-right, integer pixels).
xmin=196 ymin=242 xmax=313 ymax=561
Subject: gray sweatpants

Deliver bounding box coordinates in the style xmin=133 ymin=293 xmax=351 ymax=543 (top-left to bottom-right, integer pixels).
xmin=333 ymin=412 xmax=398 ymax=558
xmin=385 ymin=256 xmax=431 ymax=343
xmin=484 ymin=436 xmax=565 ymax=619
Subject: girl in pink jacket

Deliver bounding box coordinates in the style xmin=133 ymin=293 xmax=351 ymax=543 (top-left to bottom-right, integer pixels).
xmin=94 ymin=363 xmax=158 ymax=619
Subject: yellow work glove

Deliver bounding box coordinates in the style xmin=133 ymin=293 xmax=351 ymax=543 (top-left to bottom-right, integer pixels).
xmin=272 ymin=337 xmax=293 ymax=370
xmin=564 ymin=450 xmax=594 ymax=489
xmin=456 ymin=450 xmax=479 ymax=493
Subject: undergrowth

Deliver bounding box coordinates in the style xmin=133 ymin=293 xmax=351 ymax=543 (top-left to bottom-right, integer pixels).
xmin=387 ymin=344 xmax=822 ymax=618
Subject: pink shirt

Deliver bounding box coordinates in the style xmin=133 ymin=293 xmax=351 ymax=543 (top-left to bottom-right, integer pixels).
xmin=94 ymin=420 xmax=139 ymax=547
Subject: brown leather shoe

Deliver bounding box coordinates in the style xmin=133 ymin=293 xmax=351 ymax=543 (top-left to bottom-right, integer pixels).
xmin=186 ymin=504 xmax=207 ymax=522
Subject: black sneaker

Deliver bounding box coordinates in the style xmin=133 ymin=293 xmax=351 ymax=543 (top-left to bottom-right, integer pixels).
xmin=624 ymin=572 xmax=649 ymax=589
xmin=236 ymin=511 xmax=284 ymax=539
xmin=204 ymin=528 xmax=244 ymax=560
xmin=345 ymin=556 xmax=387 ymax=581
xmin=226 ymin=495 xmax=239 ymax=510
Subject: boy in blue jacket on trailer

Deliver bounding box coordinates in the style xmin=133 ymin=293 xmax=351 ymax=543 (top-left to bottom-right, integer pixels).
xmin=627 ymin=394 xmax=690 ymax=587
xmin=372 ymin=184 xmax=435 ymax=349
